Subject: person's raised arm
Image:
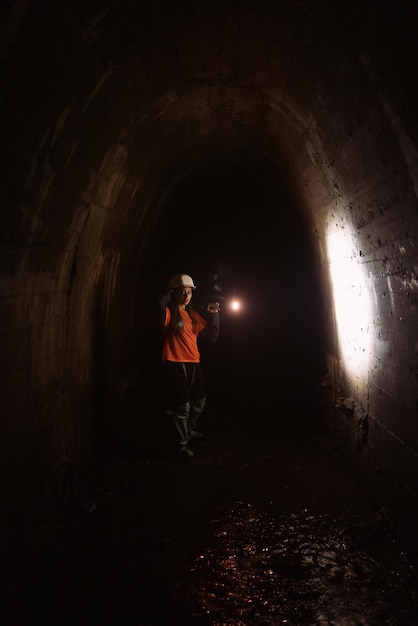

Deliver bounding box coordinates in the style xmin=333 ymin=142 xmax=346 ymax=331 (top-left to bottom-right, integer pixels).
xmin=158 ymin=289 xmax=172 ymax=322
xmin=200 ymin=305 xmax=220 ymax=342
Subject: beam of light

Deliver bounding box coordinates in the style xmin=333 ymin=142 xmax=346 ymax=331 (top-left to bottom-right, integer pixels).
xmin=326 ymin=223 xmax=374 ymax=384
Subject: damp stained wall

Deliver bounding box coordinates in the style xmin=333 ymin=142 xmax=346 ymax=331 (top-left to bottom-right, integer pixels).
xmin=1 ymin=1 xmax=418 ymax=549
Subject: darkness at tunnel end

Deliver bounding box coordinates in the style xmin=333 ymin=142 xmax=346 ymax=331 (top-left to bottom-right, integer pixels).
xmin=133 ymin=151 xmax=329 ymax=434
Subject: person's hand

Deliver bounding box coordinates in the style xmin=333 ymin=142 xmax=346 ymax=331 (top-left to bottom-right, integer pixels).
xmin=207 ymin=302 xmax=220 ymax=313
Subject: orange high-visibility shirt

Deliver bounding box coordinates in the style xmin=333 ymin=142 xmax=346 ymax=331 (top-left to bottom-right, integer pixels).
xmin=162 ymin=308 xmax=207 ymax=363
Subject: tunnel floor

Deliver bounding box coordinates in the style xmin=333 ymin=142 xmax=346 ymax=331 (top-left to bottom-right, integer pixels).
xmin=3 ymin=405 xmax=418 ymax=625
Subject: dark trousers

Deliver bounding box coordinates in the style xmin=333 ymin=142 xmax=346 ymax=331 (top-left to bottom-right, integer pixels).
xmin=162 ymin=361 xmax=206 ymax=448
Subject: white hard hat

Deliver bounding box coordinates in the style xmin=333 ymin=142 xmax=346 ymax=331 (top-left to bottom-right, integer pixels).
xmin=169 ymin=274 xmax=196 ymax=290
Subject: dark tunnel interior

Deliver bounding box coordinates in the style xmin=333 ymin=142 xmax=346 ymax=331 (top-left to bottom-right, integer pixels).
xmin=2 ymin=1 xmax=418 ymax=623
xmin=134 ymin=153 xmax=328 ymax=432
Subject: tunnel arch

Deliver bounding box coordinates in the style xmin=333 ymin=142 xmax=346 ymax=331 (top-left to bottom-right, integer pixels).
xmin=128 ymin=147 xmax=330 ymax=423
xmin=2 ymin=0 xmax=418 ymax=561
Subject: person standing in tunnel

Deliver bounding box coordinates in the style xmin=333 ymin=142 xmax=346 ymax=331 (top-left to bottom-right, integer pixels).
xmin=159 ymin=274 xmax=220 ymax=460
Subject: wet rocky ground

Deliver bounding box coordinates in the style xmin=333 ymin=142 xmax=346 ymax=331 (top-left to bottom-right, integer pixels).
xmin=2 ymin=405 xmax=418 ymax=625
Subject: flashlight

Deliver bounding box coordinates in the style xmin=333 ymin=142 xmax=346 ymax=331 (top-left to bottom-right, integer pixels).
xmin=229 ymin=299 xmax=241 ymax=312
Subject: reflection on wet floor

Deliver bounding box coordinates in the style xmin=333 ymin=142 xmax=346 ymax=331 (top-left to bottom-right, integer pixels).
xmin=179 ymin=501 xmax=418 ymax=625
xmin=3 ymin=409 xmax=418 ymax=625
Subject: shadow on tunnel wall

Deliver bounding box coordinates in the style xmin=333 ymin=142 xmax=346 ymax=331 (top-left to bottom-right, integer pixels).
xmin=125 ymin=151 xmax=330 ymax=452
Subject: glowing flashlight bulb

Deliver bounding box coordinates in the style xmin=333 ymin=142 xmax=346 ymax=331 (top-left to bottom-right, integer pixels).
xmin=230 ymin=299 xmax=241 ymax=312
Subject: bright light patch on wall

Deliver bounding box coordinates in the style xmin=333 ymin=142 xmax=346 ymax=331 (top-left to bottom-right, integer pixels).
xmin=326 ymin=224 xmax=373 ymax=382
